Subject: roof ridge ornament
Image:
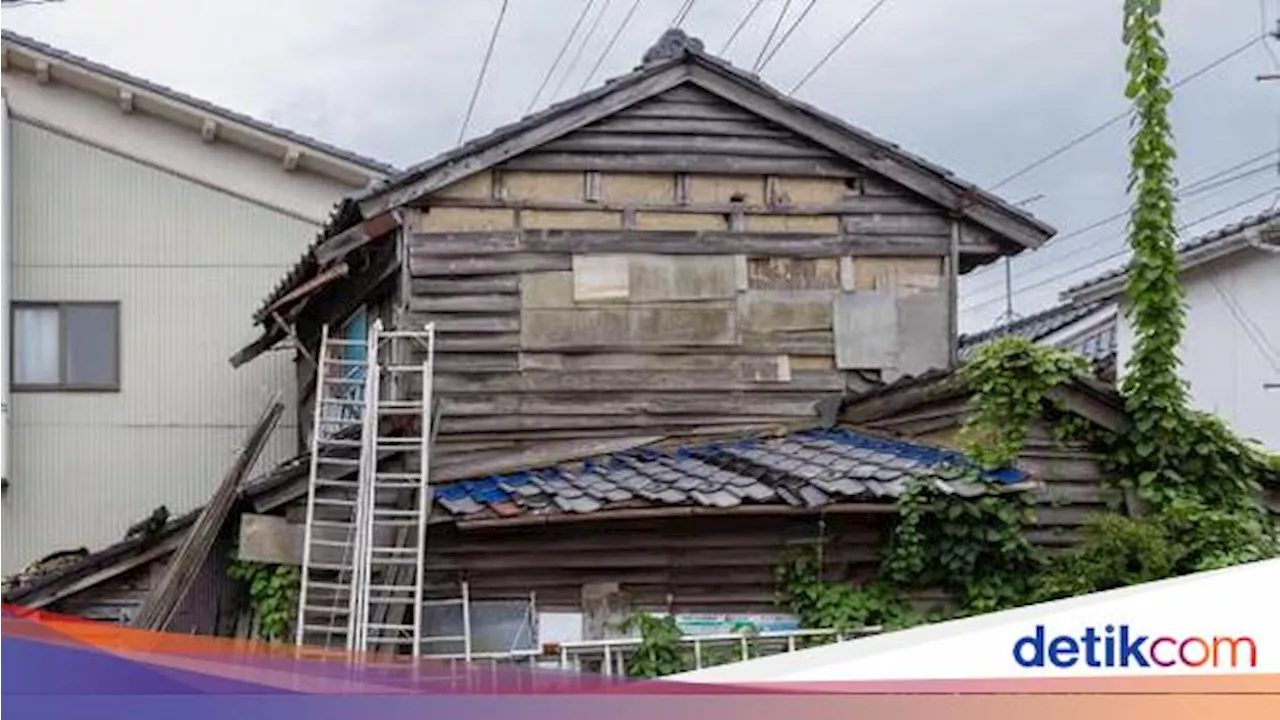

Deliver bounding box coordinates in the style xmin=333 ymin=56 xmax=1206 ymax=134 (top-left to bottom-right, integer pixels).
xmin=642 ymin=28 xmax=705 ymax=65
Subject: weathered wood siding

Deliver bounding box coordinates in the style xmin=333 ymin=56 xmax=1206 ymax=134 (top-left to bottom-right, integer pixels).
xmin=422 ymin=513 xmax=889 ymax=612
xmin=397 ymin=85 xmax=986 ymax=453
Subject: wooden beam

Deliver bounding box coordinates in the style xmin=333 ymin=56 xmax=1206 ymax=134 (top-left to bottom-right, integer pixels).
xmin=455 ymin=501 xmax=899 ymax=531
xmin=131 ymin=397 xmax=285 ymax=631
xmin=201 ymin=118 xmax=218 ymax=142
xmin=312 ymin=211 xmax=401 ymax=266
xmin=117 ymin=88 xmax=134 ymax=113
xmin=282 ymin=147 xmax=301 ymax=172
xmin=255 ymin=262 xmax=350 ymax=321
xmin=500 ymin=152 xmax=858 ymax=177
xmin=14 ymin=536 xmax=184 ymax=611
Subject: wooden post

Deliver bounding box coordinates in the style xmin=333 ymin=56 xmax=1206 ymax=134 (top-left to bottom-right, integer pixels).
xmin=946 ymin=218 xmax=961 ymax=368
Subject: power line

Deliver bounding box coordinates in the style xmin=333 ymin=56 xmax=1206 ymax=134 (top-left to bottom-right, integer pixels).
xmin=753 ymin=0 xmax=794 ymax=72
xmin=987 ymin=34 xmax=1265 ymax=192
xmin=961 ymin=187 xmax=1280 ymax=313
xmin=720 ymin=0 xmax=769 ymax=55
xmin=1261 ymin=0 xmax=1280 ymax=69
xmin=527 ymin=0 xmax=597 ymax=114
xmin=757 ymin=0 xmax=821 ymax=71
xmin=788 ymin=0 xmax=893 ymax=95
xmin=1209 ymin=277 xmax=1280 ymax=373
xmin=966 ymin=148 xmax=1280 ymax=295
xmin=551 ymin=0 xmax=614 ymax=102
xmin=670 ymin=0 xmax=696 ymax=27
xmin=580 ymin=0 xmax=645 ymax=92
xmin=458 ymin=0 xmax=511 ymax=144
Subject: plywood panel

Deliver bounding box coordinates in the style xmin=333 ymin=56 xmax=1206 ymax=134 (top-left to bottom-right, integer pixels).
xmin=503 ymin=171 xmax=584 ymax=202
xmin=522 ymin=270 xmax=576 ymax=309
xmin=629 ymin=255 xmax=740 ymax=302
xmin=634 ymin=211 xmax=728 ymax=231
xmin=771 ymin=177 xmax=848 ymax=204
xmin=895 ymin=291 xmax=949 ymax=376
xmin=853 ymin=257 xmax=943 ymax=294
xmin=834 ymin=292 xmax=898 ymax=369
xmin=573 ymin=255 xmax=631 ymax=302
xmin=688 ymin=175 xmax=766 ymax=204
xmin=745 ymin=215 xmax=840 ymax=233
xmin=738 ymin=290 xmax=835 ymax=333
xmin=522 ymin=304 xmax=739 ymax=349
xmin=522 ymin=209 xmax=622 ymax=230
xmin=430 ymin=172 xmax=493 ymax=200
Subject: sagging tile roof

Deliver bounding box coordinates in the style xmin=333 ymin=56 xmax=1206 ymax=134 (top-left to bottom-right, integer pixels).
xmin=1065 ymin=208 xmax=1280 ymax=301
xmin=1 ymin=30 xmax=397 ymax=176
xmin=959 ymin=301 xmax=1118 ymax=365
xmin=434 ymin=427 xmax=1031 ymax=523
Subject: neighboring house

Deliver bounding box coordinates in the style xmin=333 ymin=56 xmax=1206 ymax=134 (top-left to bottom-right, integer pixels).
xmin=0 ymin=31 xmax=394 ymax=574
xmin=959 ymin=300 xmax=1119 ymax=381
xmin=5 ymin=31 xmax=1133 ymax=650
xmin=1067 ymin=209 xmax=1280 ymax=449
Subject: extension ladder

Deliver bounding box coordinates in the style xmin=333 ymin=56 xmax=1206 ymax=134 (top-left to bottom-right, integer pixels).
xmin=351 ymin=320 xmax=437 ymax=656
xmin=295 ymin=323 xmax=370 ymax=651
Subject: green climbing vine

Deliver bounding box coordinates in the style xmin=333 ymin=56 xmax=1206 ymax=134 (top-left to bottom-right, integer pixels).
xmin=227 ymin=560 xmax=300 ymax=643
xmin=627 ymin=2 xmax=1277 ymax=675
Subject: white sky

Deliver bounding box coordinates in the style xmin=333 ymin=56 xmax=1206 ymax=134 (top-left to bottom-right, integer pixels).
xmin=4 ymin=0 xmax=1277 ymax=332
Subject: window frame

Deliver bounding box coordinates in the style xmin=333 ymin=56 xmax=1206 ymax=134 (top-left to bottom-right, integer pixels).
xmin=10 ymin=301 xmax=121 ymax=392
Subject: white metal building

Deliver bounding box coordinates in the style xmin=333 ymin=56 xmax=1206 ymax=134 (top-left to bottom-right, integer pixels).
xmin=0 ymin=31 xmax=393 ymax=573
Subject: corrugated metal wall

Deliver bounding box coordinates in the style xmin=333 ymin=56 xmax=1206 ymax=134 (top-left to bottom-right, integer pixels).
xmin=2 ymin=120 xmax=316 ymax=572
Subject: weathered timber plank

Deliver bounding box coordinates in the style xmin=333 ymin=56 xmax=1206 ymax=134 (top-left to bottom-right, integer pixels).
xmin=834 ymin=292 xmax=898 ymax=370
xmin=409 ymin=253 xmax=571 ymax=276
xmin=403 ymin=314 xmax=518 ymax=333
xmin=652 ymin=85 xmax=728 ymax=104
xmin=405 ymin=232 xmax=523 ymax=256
xmin=747 ymin=257 xmax=842 ymax=290
xmin=540 ymin=133 xmax=838 ymax=158
xmin=738 ymin=290 xmax=836 ymax=333
xmin=407 ymin=294 xmax=520 ymax=313
xmin=238 ymin=514 xmax=302 ymax=566
xmin=430 ymin=370 xmax=845 ymax=393
xmin=516 ymin=231 xmax=949 ymax=257
xmin=499 ymin=152 xmax=857 ymax=177
xmin=431 ymin=436 xmax=666 ymax=482
xmin=894 ymin=291 xmax=950 ymax=377
xmin=841 ymin=213 xmax=951 ymax=236
xmin=616 ymin=99 xmax=760 ymax=122
xmin=433 ymin=353 xmax=521 ymax=373
xmin=432 ymin=332 xmax=522 ymax=352
xmin=578 ymin=117 xmax=791 ymax=138
xmin=411 ymin=275 xmax=520 ymax=295
xmin=439 ymin=391 xmax=822 ymax=417
xmin=441 ymin=413 xmax=804 ymax=434
xmin=517 ymin=351 xmax=788 ymax=374
xmin=435 ymin=422 xmax=799 ymax=446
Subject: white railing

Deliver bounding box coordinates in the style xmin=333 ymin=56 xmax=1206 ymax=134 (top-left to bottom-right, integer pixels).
xmin=550 ymin=626 xmax=883 ymax=677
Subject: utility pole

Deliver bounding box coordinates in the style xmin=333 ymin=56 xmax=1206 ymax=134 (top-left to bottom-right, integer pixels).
xmin=997 ymin=194 xmax=1046 ymax=324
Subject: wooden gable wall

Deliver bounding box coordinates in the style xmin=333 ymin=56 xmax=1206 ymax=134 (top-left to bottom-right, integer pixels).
xmin=392 ymin=84 xmax=998 ymax=457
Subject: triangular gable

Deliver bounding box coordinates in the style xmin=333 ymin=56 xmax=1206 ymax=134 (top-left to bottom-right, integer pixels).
xmin=358 ymin=42 xmax=1053 ymax=252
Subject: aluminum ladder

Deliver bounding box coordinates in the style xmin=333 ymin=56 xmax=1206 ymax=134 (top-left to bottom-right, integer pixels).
xmin=350 ymin=319 xmax=438 ymax=657
xmin=295 ymin=323 xmax=370 ymax=651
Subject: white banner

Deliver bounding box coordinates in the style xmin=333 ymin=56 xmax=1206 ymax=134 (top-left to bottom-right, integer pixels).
xmin=673 ymin=559 xmax=1280 ymax=682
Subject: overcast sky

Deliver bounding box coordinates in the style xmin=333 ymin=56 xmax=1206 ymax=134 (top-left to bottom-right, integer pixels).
xmin=4 ymin=0 xmax=1277 ymax=332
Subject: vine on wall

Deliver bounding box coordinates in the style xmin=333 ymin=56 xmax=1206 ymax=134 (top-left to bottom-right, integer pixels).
xmin=227 ymin=560 xmax=300 ymax=643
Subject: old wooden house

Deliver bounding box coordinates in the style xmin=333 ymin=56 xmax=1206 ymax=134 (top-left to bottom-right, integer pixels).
xmin=5 ymin=31 xmax=1142 ymax=651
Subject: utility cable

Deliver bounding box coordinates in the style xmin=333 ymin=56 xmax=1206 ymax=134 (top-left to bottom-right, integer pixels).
xmin=720 ymin=0 xmax=769 ymax=55
xmin=458 ymin=0 xmax=511 ymax=144
xmin=670 ymin=0 xmax=696 ymax=27
xmin=527 ymin=0 xmax=597 ymax=114
xmin=753 ymin=0 xmax=793 ymax=72
xmin=551 ymin=0 xmax=614 ymax=101
xmin=788 ymin=0 xmax=892 ymax=94
xmin=757 ymin=0 xmax=821 ymax=71
xmin=961 ymin=187 xmax=1280 ymax=313
xmin=580 ymin=0 xmax=645 ymax=91
xmin=987 ymin=34 xmax=1265 ymax=191
xmin=965 ymin=148 xmax=1280 ymax=295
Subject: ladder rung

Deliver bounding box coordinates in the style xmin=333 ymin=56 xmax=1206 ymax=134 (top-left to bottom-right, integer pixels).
xmin=421 ymin=598 xmax=463 ymax=607
xmin=364 ymin=637 xmax=417 ymax=645
xmin=375 ymin=438 xmax=423 ymax=447
xmin=312 ymin=497 xmax=357 ymax=507
xmin=328 ymin=359 xmax=369 ymax=367
xmin=375 ymin=471 xmax=423 ymax=480
xmin=315 ymin=478 xmax=359 ymax=489
xmin=322 ymin=376 xmax=366 ymax=385
xmin=422 ymin=635 xmax=466 ymax=643
xmin=367 ymin=557 xmax=419 ymax=567
xmin=319 ymin=398 xmax=365 ymax=407
xmin=384 ymin=365 xmax=428 ymax=373
xmin=303 ymin=605 xmax=351 ymax=616
xmin=310 ymin=562 xmax=354 ymax=571
xmin=374 ymin=481 xmax=422 ymax=490
xmin=310 ymin=538 xmax=354 ymax=548
xmin=365 ymin=623 xmax=416 ymax=631
xmin=325 ymin=339 xmax=365 ymax=347
xmin=370 ymin=546 xmax=420 ymax=555
xmin=366 ymin=596 xmax=418 ymax=605
xmin=379 ymin=401 xmax=423 ymax=409
xmin=316 ymin=457 xmax=361 ymax=466
xmin=367 ymin=584 xmax=418 ymax=593
xmin=319 ymin=439 xmax=363 ymax=449
xmin=370 ymin=519 xmax=420 ymax=528
xmin=380 ymin=330 xmax=435 ymax=339
xmin=310 ymin=521 xmax=354 ymax=531
xmin=302 ymin=624 xmax=351 ymax=634
xmin=306 ymin=581 xmax=353 ymax=591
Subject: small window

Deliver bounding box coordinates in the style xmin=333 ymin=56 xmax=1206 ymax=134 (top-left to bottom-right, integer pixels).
xmin=11 ymin=302 xmax=120 ymax=391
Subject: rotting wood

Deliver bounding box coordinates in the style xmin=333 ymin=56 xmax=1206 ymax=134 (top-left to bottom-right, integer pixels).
xmin=426 ymin=369 xmax=845 ymax=394
xmin=131 ymin=396 xmax=285 ymax=631
xmin=499 ymin=152 xmax=857 ymax=177
xmin=409 ymin=253 xmax=572 ymax=276
xmin=615 ymin=99 xmax=760 ymax=122
xmin=407 ymin=231 xmax=949 ymax=258
xmin=439 ymin=391 xmax=822 ymax=418
xmin=407 ymin=294 xmax=520 ymax=313
xmin=421 ymin=195 xmax=943 ymax=219
xmin=431 ymin=435 xmax=666 ymax=483
xmin=312 ymin=212 xmax=401 ymax=266
xmin=581 ymin=117 xmax=792 ymax=138
xmin=453 ymin=501 xmax=899 ymax=531
xmin=539 ymin=133 xmax=838 ymax=159
xmin=411 ymin=275 xmax=520 ymax=295
xmin=256 ymin=262 xmax=350 ymax=321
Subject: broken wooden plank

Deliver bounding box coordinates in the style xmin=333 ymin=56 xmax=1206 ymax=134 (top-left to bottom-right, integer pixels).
xmin=131 ymin=396 xmax=285 ymax=631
